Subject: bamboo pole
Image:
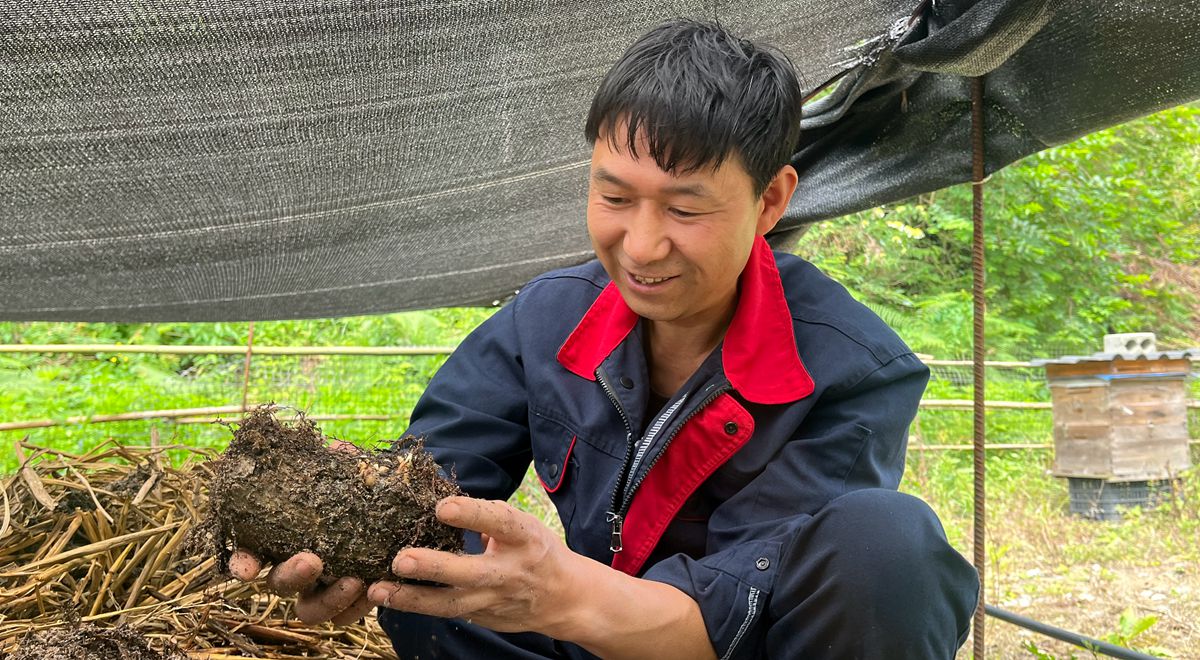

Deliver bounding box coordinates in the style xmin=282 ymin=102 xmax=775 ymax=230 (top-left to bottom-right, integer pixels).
xmin=0 ymin=406 xmax=252 ymax=432
xmin=240 ymin=323 xmax=255 ymax=412
xmin=174 ymin=413 xmax=402 ymax=425
xmin=0 ymin=344 xmax=455 ymax=356
xmin=4 ymin=399 xmax=1197 ymax=433
xmin=921 ymin=399 xmax=1052 ymax=410
xmin=909 ymin=439 xmax=1200 ymax=451
xmin=925 ymin=359 xmax=1035 ymax=368
xmin=926 ymin=358 xmax=1200 ymax=367
xmin=923 ymin=400 xmax=1200 ymax=409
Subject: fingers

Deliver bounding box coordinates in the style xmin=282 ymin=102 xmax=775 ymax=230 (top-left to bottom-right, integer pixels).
xmin=390 ymin=548 xmax=490 ymax=588
xmin=294 ymin=576 xmax=366 ymax=624
xmin=329 ymin=593 xmax=375 ymax=625
xmin=228 ymin=548 xmax=263 ymax=582
xmin=227 ymin=549 xmax=368 ymax=626
xmin=265 ymin=551 xmax=324 ymax=597
xmin=436 ymin=497 xmax=532 ymax=545
xmin=367 ymin=580 xmax=489 ymax=620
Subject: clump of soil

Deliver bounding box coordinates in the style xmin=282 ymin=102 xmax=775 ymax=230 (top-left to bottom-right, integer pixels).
xmin=192 ymin=407 xmax=463 ymax=582
xmin=7 ymin=619 xmax=185 ymax=660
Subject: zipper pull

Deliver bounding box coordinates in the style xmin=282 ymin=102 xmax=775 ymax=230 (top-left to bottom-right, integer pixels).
xmin=605 ymin=511 xmax=624 ymax=553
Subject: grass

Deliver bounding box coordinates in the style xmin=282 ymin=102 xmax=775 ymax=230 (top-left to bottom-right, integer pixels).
xmin=2 ymin=314 xmax=1198 ymax=658
xmin=0 ymin=310 xmax=495 ymax=472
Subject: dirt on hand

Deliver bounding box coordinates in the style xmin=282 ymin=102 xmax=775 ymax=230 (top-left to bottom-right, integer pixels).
xmin=6 ymin=619 xmax=185 ymax=660
xmin=191 ymin=406 xmax=464 ymax=582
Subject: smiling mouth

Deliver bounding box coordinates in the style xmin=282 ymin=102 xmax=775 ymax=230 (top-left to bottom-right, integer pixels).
xmin=631 ymin=274 xmax=675 ymax=285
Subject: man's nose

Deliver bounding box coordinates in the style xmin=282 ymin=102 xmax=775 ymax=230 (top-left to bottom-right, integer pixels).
xmin=622 ymin=206 xmax=671 ymax=265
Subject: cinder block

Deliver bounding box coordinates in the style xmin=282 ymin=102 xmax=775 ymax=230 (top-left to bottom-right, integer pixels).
xmin=1103 ymin=332 xmax=1156 ymax=357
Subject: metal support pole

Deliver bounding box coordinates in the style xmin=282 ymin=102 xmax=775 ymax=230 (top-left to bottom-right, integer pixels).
xmin=970 ymin=75 xmax=988 ymax=659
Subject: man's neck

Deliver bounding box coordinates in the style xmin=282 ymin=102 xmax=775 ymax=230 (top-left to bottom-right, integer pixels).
xmin=644 ymin=303 xmax=736 ymax=397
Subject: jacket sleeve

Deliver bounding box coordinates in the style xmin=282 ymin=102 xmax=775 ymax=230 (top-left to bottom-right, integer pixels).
xmin=402 ymin=298 xmax=532 ymax=502
xmin=642 ymin=352 xmax=929 ymax=660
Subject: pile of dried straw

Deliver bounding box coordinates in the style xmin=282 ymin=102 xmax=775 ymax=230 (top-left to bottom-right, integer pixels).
xmin=0 ymin=433 xmax=396 ymax=659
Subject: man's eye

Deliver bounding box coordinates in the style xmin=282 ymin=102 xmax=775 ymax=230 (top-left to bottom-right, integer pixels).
xmin=670 ymin=208 xmax=700 ymax=218
xmin=602 ymin=196 xmax=628 ymax=205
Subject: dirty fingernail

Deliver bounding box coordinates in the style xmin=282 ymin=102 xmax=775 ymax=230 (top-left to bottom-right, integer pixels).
xmin=393 ymin=556 xmax=417 ymax=575
xmin=368 ymin=583 xmax=396 ymax=606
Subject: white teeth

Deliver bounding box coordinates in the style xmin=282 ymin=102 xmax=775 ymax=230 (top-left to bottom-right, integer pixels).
xmin=633 ymin=275 xmax=671 ymax=284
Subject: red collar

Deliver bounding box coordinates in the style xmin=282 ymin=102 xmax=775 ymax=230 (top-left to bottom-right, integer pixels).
xmin=556 ymin=236 xmax=814 ymax=405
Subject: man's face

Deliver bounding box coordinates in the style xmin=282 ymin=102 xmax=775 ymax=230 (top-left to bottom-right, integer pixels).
xmin=586 ymin=131 xmax=770 ymax=330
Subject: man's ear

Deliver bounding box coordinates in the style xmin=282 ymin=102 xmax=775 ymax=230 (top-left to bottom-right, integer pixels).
xmin=756 ymin=164 xmax=799 ymax=236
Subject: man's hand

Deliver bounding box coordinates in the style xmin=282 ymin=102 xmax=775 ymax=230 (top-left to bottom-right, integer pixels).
xmin=365 ymin=496 xmax=715 ymax=660
xmin=365 ymin=496 xmax=581 ymax=637
xmin=228 ymin=549 xmax=375 ymax=624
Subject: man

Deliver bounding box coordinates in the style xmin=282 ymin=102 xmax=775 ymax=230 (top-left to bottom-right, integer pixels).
xmin=232 ymin=19 xmax=979 ymax=659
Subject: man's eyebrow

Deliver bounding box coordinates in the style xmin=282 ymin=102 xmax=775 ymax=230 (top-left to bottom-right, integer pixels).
xmin=591 ymin=167 xmax=628 ymax=188
xmin=591 ymin=167 xmax=713 ymax=198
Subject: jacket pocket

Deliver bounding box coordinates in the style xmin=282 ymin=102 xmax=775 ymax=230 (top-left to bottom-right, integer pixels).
xmin=530 ymin=412 xmax=577 ymax=492
xmin=528 ymin=411 xmax=578 ymax=529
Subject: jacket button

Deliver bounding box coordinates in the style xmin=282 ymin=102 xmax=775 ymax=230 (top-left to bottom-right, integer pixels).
xmin=755 ymin=557 xmax=770 ymax=571
xmin=619 ymin=376 xmax=634 ymax=389
xmin=724 ymin=421 xmax=739 ymax=435
xmin=546 ymin=462 xmax=560 ymax=479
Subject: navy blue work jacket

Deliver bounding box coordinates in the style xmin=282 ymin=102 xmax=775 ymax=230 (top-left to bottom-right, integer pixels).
xmin=404 ymin=236 xmax=929 ymax=659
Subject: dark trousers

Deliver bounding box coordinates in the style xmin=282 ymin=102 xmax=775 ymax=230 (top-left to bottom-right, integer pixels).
xmin=378 ymin=488 xmax=979 ymax=659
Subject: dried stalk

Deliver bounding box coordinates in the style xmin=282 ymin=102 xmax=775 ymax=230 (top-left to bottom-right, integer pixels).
xmin=1 ymin=437 xmax=397 ymax=659
xmin=14 ymin=440 xmax=57 ymax=511
xmin=1 ymin=483 xmax=11 ymax=539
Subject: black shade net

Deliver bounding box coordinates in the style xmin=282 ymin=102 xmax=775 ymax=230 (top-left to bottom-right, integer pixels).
xmin=2 ymin=0 xmax=1198 ymax=321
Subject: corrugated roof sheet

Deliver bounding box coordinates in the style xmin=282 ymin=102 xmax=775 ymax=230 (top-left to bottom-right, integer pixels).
xmin=1031 ymin=349 xmax=1200 ymax=366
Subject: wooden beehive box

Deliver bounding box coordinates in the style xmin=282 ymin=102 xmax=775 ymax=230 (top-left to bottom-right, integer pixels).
xmin=1045 ymin=357 xmax=1192 ymax=481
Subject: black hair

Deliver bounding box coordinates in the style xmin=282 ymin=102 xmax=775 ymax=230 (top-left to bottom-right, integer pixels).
xmin=585 ymin=19 xmax=803 ymax=197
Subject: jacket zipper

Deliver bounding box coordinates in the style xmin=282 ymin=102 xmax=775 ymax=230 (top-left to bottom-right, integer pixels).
xmin=626 ymin=393 xmax=688 ymax=492
xmin=596 ymin=367 xmax=633 ymax=553
xmin=615 ymin=384 xmax=729 ymax=519
xmin=600 ymin=373 xmax=730 ymax=555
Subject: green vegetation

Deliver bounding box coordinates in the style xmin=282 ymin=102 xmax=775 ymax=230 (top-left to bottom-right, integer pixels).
xmin=1021 ymin=608 xmax=1173 ymax=658
xmin=0 ymin=309 xmax=494 ymax=472
xmin=795 ymin=103 xmax=1200 ymax=358
xmin=1 ymin=105 xmax=1198 ymax=657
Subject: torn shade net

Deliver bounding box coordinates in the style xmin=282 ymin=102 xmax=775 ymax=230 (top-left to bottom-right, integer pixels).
xmin=2 ymin=0 xmax=1199 ymax=321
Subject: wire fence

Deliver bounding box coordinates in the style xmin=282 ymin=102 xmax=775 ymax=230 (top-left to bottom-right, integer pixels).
xmin=1 ymin=345 xmax=1197 ymax=470
xmin=0 ymin=348 xmax=451 ymax=468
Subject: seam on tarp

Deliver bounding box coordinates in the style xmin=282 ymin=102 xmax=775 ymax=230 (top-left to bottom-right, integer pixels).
xmin=1 ymin=160 xmax=591 ymax=250
xmin=10 ymin=250 xmax=596 ymax=314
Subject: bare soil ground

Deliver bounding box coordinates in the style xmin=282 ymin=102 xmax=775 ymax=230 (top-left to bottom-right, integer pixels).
xmin=924 ymin=454 xmax=1200 ymax=659
xmin=6 ymin=619 xmax=186 ymax=660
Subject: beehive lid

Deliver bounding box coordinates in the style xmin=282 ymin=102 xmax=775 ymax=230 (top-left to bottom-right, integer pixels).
xmin=1033 ymin=348 xmax=1198 ymax=382
xmin=1031 ymin=349 xmax=1200 ymax=366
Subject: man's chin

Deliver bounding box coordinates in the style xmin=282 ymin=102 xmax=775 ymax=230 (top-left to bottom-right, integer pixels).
xmin=620 ymin=297 xmax=678 ymax=323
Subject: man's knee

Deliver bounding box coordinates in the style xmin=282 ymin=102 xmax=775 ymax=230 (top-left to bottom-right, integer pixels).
xmin=813 ymin=489 xmax=976 ymax=605
xmin=767 ymin=489 xmax=978 ymax=658
xmin=818 ymin=488 xmax=953 ymax=571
